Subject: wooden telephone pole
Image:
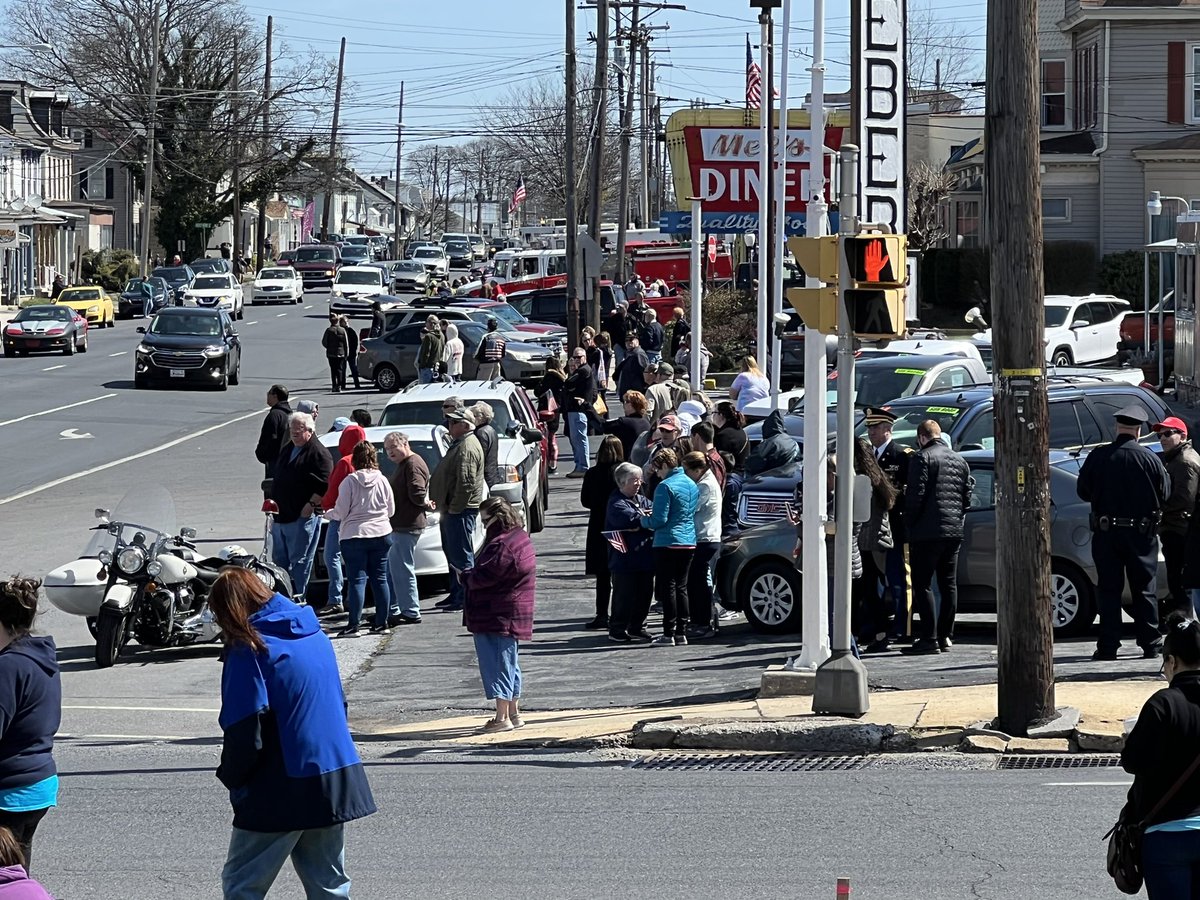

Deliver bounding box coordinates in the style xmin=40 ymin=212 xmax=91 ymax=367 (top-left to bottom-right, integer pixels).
xmin=585 ymin=0 xmax=610 ymax=334
xmin=989 ymin=0 xmax=1055 ymax=734
xmin=320 ymin=37 xmax=346 ymax=240
xmin=565 ymin=0 xmax=580 ymax=352
xmin=255 ymin=15 xmax=272 ymax=269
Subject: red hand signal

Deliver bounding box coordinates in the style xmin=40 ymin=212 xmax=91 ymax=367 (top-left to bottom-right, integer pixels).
xmin=864 ymin=239 xmax=889 ymax=281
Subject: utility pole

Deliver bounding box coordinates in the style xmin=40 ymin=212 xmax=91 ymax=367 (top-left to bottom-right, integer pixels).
xmin=586 ymin=0 xmax=610 ymax=334
xmin=476 ymin=148 xmax=484 ymax=236
xmin=429 ymin=144 xmax=439 ymax=235
xmin=639 ymin=37 xmax=651 ymax=227
xmin=138 ymin=3 xmax=160 ymax=274
xmin=989 ymin=0 xmax=1055 ymax=734
xmin=320 ymin=36 xmax=346 ymax=240
xmin=565 ymin=0 xmax=580 ymax=352
xmin=231 ymin=36 xmax=241 ymax=265
xmin=255 ymin=15 xmax=272 ymax=268
xmin=393 ymin=81 xmax=404 ymax=254
xmin=614 ymin=0 xmax=640 ymax=284
xmin=443 ymin=155 xmax=451 ymax=233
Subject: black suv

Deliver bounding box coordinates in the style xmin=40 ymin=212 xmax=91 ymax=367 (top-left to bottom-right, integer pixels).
xmin=509 ymin=282 xmax=626 ymax=333
xmin=736 ymin=378 xmax=1172 ymax=528
xmin=134 ymin=307 xmax=242 ymax=391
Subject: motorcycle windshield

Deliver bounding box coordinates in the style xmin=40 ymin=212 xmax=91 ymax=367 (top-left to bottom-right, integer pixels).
xmin=79 ymin=485 xmax=179 ymax=558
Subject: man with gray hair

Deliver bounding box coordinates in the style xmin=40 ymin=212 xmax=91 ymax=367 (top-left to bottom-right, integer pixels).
xmin=269 ymin=411 xmax=333 ymax=597
xmin=639 ymin=308 xmax=665 ymax=365
xmin=428 ymin=407 xmax=485 ymax=611
xmin=471 ymin=401 xmax=501 ymax=487
xmin=384 ymin=431 xmax=433 ymax=625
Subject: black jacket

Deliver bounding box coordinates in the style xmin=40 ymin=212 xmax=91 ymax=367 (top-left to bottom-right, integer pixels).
xmin=581 ymin=461 xmax=619 ymax=574
xmin=475 ymin=423 xmax=500 ymax=487
xmin=369 ymin=309 xmax=386 ymax=338
xmin=904 ymin=439 xmax=972 ymax=542
xmin=1161 ymin=441 xmax=1200 ymax=535
xmin=714 ymin=424 xmax=750 ymax=474
xmin=345 ymin=324 xmax=360 ymax=358
xmin=271 ymin=438 xmax=333 ymax=524
xmin=535 ymin=370 xmax=566 ymax=422
xmin=255 ymin=401 xmax=292 ymax=475
xmin=564 ymin=364 xmax=597 ymax=413
xmin=639 ymin=321 xmax=664 ymax=352
xmin=668 ymin=318 xmax=691 ymax=358
xmin=0 ymin=635 xmax=60 ymax=793
xmin=1077 ymin=434 xmax=1171 ymax=519
xmin=745 ymin=411 xmax=799 ymax=477
xmin=322 ymin=325 xmax=348 ymax=359
xmin=606 ymin=310 xmax=628 ymax=346
xmin=605 ymin=415 xmax=650 ymax=462
xmin=1122 ymin=670 xmax=1200 ymax=826
xmin=877 ymin=439 xmax=914 ymax=542
xmin=615 ymin=347 xmax=649 ymax=399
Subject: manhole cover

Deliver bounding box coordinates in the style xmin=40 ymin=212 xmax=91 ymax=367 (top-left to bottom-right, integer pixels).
xmin=629 ymin=753 xmax=871 ymax=773
xmin=998 ymin=754 xmax=1122 ymax=770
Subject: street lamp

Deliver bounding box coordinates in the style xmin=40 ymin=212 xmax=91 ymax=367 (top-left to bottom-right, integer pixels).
xmin=1145 ymin=191 xmax=1187 ymax=358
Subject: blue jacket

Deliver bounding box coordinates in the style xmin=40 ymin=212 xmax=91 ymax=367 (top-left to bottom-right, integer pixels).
xmin=605 ymin=490 xmax=656 ymax=572
xmin=640 ymin=467 xmax=699 ymax=547
xmin=217 ymin=594 xmax=376 ymax=833
xmin=0 ymin=635 xmax=60 ymax=794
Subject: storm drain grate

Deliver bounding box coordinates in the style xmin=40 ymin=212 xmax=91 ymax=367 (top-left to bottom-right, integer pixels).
xmin=998 ymin=754 xmax=1123 ymax=770
xmin=630 ymin=753 xmax=871 ymax=773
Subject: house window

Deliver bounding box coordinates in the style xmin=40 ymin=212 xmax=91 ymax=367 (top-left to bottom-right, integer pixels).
xmin=1074 ymin=44 xmax=1098 ymax=129
xmin=956 ymin=200 xmax=981 ymax=248
xmin=1042 ymin=198 xmax=1071 ymax=221
xmin=1041 ymin=59 xmax=1067 ymax=127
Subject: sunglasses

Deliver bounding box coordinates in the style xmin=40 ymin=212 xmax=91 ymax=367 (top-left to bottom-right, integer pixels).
xmin=1160 ymin=429 xmax=1181 ymax=438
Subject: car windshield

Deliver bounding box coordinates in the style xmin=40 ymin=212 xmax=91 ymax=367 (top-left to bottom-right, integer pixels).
xmin=482 ymin=304 xmax=525 ymax=326
xmin=337 ymin=271 xmax=382 ymax=286
xmin=294 ymin=248 xmax=336 ymax=262
xmin=342 ymin=247 xmax=369 ymax=256
xmin=344 ymin=237 xmax=370 ymax=245
xmin=149 ymin=313 xmax=222 ymax=337
xmin=258 ymin=269 xmax=292 ymax=280
xmin=394 ymin=262 xmax=423 ymax=273
xmin=446 ymin=243 xmax=469 ymax=251
xmin=1045 ymin=307 xmax=1071 ymax=328
xmin=827 ymin=366 xmax=923 ymax=408
xmin=375 ymin=439 xmax=441 ymax=480
xmin=191 ymin=260 xmax=222 ymax=272
xmin=380 ymin=399 xmax=513 ymax=433
xmin=854 ymin=401 xmax=972 ymax=449
xmin=414 ymin=249 xmax=443 ymax=259
xmin=193 ymin=276 xmax=228 ymax=290
xmin=19 ymin=306 xmax=72 ymax=321
xmin=154 ymin=268 xmax=189 ymax=282
xmin=62 ymin=289 xmax=101 ymax=300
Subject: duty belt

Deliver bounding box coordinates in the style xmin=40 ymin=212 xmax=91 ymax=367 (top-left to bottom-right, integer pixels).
xmin=1090 ymin=514 xmax=1160 ymax=534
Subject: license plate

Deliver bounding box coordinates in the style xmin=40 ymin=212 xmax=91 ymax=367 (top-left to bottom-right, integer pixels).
xmin=170 ymin=368 xmax=185 ymax=378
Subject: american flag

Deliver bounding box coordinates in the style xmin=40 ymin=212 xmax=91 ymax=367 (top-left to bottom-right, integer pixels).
xmin=603 ymin=531 xmax=628 ymax=554
xmin=509 ymin=176 xmax=526 ymax=214
xmin=746 ymin=35 xmax=762 ymax=109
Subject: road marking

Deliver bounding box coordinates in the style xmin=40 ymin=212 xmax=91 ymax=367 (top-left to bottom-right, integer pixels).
xmin=1042 ymin=781 xmax=1132 ymax=787
xmin=42 ymin=364 xmax=65 ymax=371
xmin=0 ymin=406 xmax=268 ymax=507
xmin=245 ymin=321 xmax=258 ymax=326
xmin=276 ymin=313 xmax=287 ymax=318
xmin=63 ymin=703 xmax=220 ymax=713
xmin=0 ymin=393 xmax=117 ymax=429
xmin=59 ymin=428 xmax=93 ymax=440
xmin=108 ymin=350 xmax=127 ymax=357
xmin=304 ymin=305 xmax=312 ymax=310
xmin=57 ymin=732 xmax=210 ymax=742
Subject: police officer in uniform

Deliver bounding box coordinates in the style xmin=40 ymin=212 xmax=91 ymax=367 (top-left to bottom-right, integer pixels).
xmin=1077 ymin=405 xmax=1171 ymax=660
xmin=863 ymin=407 xmax=915 ymax=651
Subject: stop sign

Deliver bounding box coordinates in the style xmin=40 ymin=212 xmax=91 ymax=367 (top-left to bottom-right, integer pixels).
xmin=707 ymin=235 xmax=717 ymax=264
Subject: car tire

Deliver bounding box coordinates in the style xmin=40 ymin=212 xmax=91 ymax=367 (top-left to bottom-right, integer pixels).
xmin=229 ymin=358 xmax=240 ymax=385
xmin=78 ymin=334 xmax=88 ymax=353
xmin=374 ymin=364 xmax=399 ymax=393
xmin=63 ymin=337 xmax=75 ymax=356
xmin=1051 ymin=348 xmax=1073 ymax=367
xmin=741 ymin=560 xmax=803 ymax=634
xmin=527 ymin=491 xmax=545 ymax=533
xmin=3 ymin=345 xmax=13 ymax=358
xmin=134 ymin=374 xmax=149 ymax=389
xmin=1050 ymin=559 xmax=1095 ymax=637
xmin=217 ymin=364 xmax=229 ymax=391
xmin=106 ymin=312 xmax=115 ymax=328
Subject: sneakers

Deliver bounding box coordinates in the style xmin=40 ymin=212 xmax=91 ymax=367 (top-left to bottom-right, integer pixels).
xmin=1092 ymin=649 xmax=1118 ymax=661
xmin=627 ymin=629 xmax=654 ymax=643
xmin=368 ymin=624 xmax=392 ymax=636
xmin=318 ymin=604 xmax=345 ymax=618
xmin=548 ymin=466 xmax=558 ymax=475
xmin=585 ymin=617 xmax=609 ymax=630
xmin=479 ymin=718 xmax=514 ymax=734
xmin=687 ymin=626 xmax=716 ymax=641
xmin=389 ymin=614 xmax=422 ymax=626
xmin=938 ymin=637 xmax=953 ymax=652
xmin=652 ymin=635 xmax=676 ymax=646
xmin=715 ymin=607 xmax=740 ymax=622
xmin=608 ymin=632 xmax=633 ymax=643
xmin=510 ymin=712 xmax=525 ymax=729
xmin=900 ymin=637 xmax=940 ymax=655
xmin=674 ymin=633 xmax=689 ymax=646
xmin=336 ymin=625 xmax=360 ymax=639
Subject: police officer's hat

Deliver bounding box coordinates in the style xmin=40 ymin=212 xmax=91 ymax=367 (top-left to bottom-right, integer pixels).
xmin=863 ymin=407 xmax=898 ymax=427
xmin=1113 ymin=404 xmax=1150 ymax=427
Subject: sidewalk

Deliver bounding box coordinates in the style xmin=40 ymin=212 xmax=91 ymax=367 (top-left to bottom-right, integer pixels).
xmin=352 ymin=677 xmax=1157 ymax=754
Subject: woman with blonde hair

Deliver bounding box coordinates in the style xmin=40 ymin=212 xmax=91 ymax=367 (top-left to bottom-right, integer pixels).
xmin=729 ymin=355 xmax=769 ymax=412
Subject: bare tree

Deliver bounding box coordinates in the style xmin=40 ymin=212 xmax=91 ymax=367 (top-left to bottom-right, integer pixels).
xmin=907 ymin=160 xmax=956 ymax=251
xmin=906 ymin=4 xmax=982 ymax=97
xmin=2 ymin=0 xmax=336 ymax=256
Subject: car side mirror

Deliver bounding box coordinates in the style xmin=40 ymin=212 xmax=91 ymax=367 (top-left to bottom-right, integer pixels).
xmin=1070 ymin=319 xmax=1089 ymax=329
xmin=136 ymin=326 xmax=146 ymax=334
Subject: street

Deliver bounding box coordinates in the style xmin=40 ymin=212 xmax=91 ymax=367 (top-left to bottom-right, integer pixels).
xmin=0 ymin=283 xmax=1149 ymax=897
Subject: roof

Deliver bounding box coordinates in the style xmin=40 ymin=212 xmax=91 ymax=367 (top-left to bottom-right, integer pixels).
xmin=320 ymin=424 xmax=440 ymax=447
xmin=1040 ymin=131 xmax=1097 ymax=155
xmin=885 ymin=380 xmax=1154 ymax=409
xmin=386 ymin=380 xmax=522 ymax=406
xmin=1134 ymin=133 xmax=1200 ymax=153
xmin=854 ymin=354 xmax=971 ymax=370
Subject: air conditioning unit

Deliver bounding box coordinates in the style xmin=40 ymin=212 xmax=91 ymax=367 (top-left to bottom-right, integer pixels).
xmin=69 ymin=128 xmax=85 ymax=142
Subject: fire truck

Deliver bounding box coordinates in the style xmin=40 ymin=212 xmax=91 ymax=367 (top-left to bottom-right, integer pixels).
xmin=471 ymin=248 xmax=568 ymax=298
xmin=625 ymin=241 xmax=735 ymax=287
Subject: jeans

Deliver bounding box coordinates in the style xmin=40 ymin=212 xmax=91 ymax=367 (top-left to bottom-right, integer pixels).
xmin=418 ymin=367 xmax=436 ymax=384
xmin=566 ymin=411 xmax=589 ymax=472
xmin=909 ymin=538 xmax=961 ymax=642
xmin=440 ymin=509 xmax=477 ymax=607
xmin=221 ymin=824 xmax=350 ymax=900
xmin=1093 ymin=529 xmax=1161 ymax=654
xmin=688 ymin=542 xmax=720 ymax=628
xmin=1143 ymin=828 xmax=1200 ymax=899
xmin=1162 ymin=530 xmax=1189 ymax=612
xmin=327 ymin=357 xmax=346 ymax=391
xmin=324 ymin=519 xmax=344 ymax=608
xmin=388 ymin=529 xmax=422 ymax=619
xmin=272 ymin=515 xmax=321 ymax=599
xmin=473 ymin=632 xmax=522 ymax=700
xmin=610 ymin=571 xmax=654 ymax=636
xmin=0 ymin=807 xmax=47 ymax=873
xmin=655 ymin=547 xmax=694 ymax=637
xmin=340 ymin=535 xmax=393 ymax=628
xmin=347 ymin=355 xmax=361 ymax=388
xmin=885 ymin=543 xmax=912 ymax=637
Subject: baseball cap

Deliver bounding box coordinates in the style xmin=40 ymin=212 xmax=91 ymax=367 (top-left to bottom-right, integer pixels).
xmin=656 ymin=361 xmax=675 ymax=377
xmin=658 ymin=413 xmax=680 ymax=432
xmin=1153 ymin=416 xmax=1189 ymax=436
xmin=445 ymin=408 xmax=473 ymax=424
xmin=331 ymin=416 xmax=351 ymax=432
xmin=1113 ymin=405 xmax=1150 ymax=426
xmin=295 ymin=399 xmax=319 ymax=415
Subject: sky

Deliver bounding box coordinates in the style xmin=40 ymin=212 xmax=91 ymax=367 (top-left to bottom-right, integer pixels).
xmin=234 ymin=0 xmax=990 ymax=175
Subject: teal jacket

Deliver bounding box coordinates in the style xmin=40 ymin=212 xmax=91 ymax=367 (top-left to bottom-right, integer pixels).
xmin=641 ymin=467 xmax=698 ymax=547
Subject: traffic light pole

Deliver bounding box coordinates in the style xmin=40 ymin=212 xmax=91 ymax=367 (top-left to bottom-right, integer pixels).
xmin=768 ymin=0 xmax=792 ymax=408
xmin=813 ymin=142 xmax=869 ymax=717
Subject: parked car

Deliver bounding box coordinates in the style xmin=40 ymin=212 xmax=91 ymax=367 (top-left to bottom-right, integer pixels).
xmin=467 ymin=234 xmax=487 ymax=261
xmin=389 ymin=259 xmax=430 ymax=293
xmin=1119 ymin=290 xmax=1175 ymax=360
xmin=251 ymin=266 xmax=303 ymax=304
xmin=379 ymin=380 xmax=549 ymax=532
xmin=488 ymin=237 xmax=522 ymax=258
xmin=53 ymin=286 xmax=114 ymax=328
xmin=181 ymin=272 xmax=244 ymax=319
xmin=734 ymin=378 xmax=1173 ymax=529
xmin=448 ymin=300 xmax=566 ymax=340
xmin=151 ymin=265 xmax=197 ymax=304
xmin=444 ymin=241 xmax=473 ymax=269
xmin=508 ymin=281 xmax=627 ymax=332
xmin=134 ymin=306 xmax=241 ymax=390
xmin=288 ymin=244 xmax=342 ymax=289
xmin=359 ymin=319 xmax=553 ymax=392
xmin=189 ymin=257 xmax=232 ymax=275
xmin=368 ymin=235 xmax=390 ymax=260
xmin=718 ymin=450 xmax=1168 ymax=636
xmin=971 ymin=294 xmax=1130 ymax=367
xmin=3 ymin=304 xmax=88 ymax=356
xmin=117 ymin=276 xmax=169 ymax=318
xmin=376 ymin=306 xmax=564 ymax=357
xmin=409 ymin=246 xmax=450 ymax=276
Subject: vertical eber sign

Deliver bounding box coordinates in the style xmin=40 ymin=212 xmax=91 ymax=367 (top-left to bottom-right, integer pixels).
xmin=852 ymin=0 xmax=907 ymax=232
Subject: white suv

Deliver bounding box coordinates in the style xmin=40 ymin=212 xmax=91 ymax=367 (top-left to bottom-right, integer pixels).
xmin=378 ymin=380 xmax=550 ymax=532
xmin=971 ymin=294 xmax=1130 ymax=367
xmin=330 ymin=265 xmax=390 ymax=316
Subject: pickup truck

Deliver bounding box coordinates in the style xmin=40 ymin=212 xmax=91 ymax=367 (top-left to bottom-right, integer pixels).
xmin=1119 ymin=292 xmax=1174 ymax=354
xmin=287 ymin=244 xmax=342 ymax=289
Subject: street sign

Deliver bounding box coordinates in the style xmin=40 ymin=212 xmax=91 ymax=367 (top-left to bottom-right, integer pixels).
xmin=577 ymin=232 xmax=603 ymax=278
xmin=706 ymin=235 xmax=717 ymax=264
xmin=194 ymin=222 xmax=212 ymax=229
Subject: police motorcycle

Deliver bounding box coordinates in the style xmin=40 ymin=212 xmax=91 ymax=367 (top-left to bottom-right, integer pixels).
xmin=44 ymin=485 xmax=292 ymax=668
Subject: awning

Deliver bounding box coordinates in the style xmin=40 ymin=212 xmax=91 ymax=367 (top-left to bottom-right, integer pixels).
xmin=1146 ymin=238 xmax=1178 ymax=251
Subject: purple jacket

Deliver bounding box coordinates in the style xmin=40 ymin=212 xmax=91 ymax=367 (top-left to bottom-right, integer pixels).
xmin=463 ymin=524 xmax=536 ymax=640
xmin=0 ymin=866 xmax=53 ymax=899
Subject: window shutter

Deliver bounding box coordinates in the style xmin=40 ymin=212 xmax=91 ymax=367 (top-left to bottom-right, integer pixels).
xmin=104 ymin=167 xmax=114 ymax=200
xmin=1168 ymin=41 xmax=1186 ymax=124
xmin=78 ymin=170 xmax=87 ymax=200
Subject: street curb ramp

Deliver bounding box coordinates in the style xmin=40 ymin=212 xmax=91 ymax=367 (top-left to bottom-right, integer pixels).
xmin=631 ymin=717 xmax=897 ymax=754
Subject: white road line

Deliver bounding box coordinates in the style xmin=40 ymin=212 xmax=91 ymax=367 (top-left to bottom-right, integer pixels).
xmin=304 ymin=305 xmax=312 ymax=310
xmin=245 ymin=321 xmax=258 ymax=326
xmin=108 ymin=350 xmax=127 ymax=357
xmin=63 ymin=704 xmax=219 ymax=713
xmin=41 ymin=364 xmax=65 ymax=371
xmin=276 ymin=313 xmax=287 ymax=317
xmin=56 ymin=732 xmax=209 ymax=742
xmin=0 ymin=406 xmax=268 ymax=507
xmin=0 ymin=393 xmax=117 ymax=429
xmin=1042 ymin=781 xmax=1132 ymax=787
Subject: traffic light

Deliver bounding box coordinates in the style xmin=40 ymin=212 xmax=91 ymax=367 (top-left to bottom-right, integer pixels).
xmin=843 ymin=233 xmax=908 ymax=339
xmin=786 ymin=236 xmax=839 ymax=334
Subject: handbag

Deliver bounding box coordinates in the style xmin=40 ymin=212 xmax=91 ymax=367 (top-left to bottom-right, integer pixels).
xmin=592 ymin=393 xmax=608 ymax=418
xmin=538 ymin=390 xmax=559 ymax=421
xmin=1105 ymin=752 xmax=1200 ymax=894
